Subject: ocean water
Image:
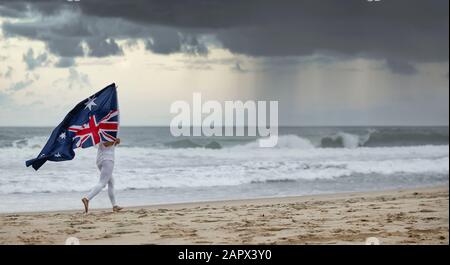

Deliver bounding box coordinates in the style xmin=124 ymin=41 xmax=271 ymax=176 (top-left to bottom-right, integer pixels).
xmin=0 ymin=126 xmax=448 ymax=213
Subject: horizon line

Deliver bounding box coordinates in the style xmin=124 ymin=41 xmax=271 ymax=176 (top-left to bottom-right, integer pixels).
xmin=0 ymin=124 xmax=449 ymax=128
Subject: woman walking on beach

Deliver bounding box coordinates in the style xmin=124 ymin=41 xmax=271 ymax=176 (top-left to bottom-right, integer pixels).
xmin=82 ymin=138 xmax=123 ymax=213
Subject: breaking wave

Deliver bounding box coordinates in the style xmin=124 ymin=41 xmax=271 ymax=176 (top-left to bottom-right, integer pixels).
xmin=5 ymin=128 xmax=447 ymax=151
xmin=0 ymin=141 xmax=448 ymax=194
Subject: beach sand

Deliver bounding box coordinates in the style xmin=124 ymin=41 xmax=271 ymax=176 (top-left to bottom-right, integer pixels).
xmin=0 ymin=186 xmax=448 ymax=245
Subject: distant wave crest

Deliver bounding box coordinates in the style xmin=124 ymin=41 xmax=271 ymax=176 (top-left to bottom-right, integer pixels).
xmin=2 ymin=128 xmax=448 ymax=150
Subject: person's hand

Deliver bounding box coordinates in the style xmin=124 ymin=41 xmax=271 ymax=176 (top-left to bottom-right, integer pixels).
xmin=102 ymin=138 xmax=120 ymax=147
xmin=103 ymin=141 xmax=114 ymax=147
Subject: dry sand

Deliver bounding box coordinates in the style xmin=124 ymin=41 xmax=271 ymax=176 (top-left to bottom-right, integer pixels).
xmin=0 ymin=186 xmax=448 ymax=245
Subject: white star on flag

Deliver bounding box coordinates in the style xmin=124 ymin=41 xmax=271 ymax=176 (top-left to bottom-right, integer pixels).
xmin=84 ymin=96 xmax=97 ymax=111
xmin=59 ymin=132 xmax=66 ymax=140
xmin=54 ymin=153 xmax=62 ymax=158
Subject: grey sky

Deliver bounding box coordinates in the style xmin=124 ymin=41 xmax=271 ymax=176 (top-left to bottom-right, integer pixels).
xmin=0 ymin=0 xmax=448 ymax=126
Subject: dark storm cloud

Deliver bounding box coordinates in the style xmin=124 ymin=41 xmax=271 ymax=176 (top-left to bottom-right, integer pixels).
xmin=0 ymin=0 xmax=64 ymax=17
xmin=2 ymin=15 xmax=121 ymax=58
xmin=1 ymin=15 xmax=87 ymax=57
xmin=85 ymin=37 xmax=122 ymax=57
xmin=145 ymin=30 xmax=209 ymax=55
xmin=145 ymin=30 xmax=181 ymax=55
xmin=385 ymin=59 xmax=418 ymax=75
xmin=0 ymin=0 xmax=448 ymax=68
xmin=180 ymin=35 xmax=208 ymax=56
xmin=72 ymin=0 xmax=450 ymax=62
xmin=46 ymin=37 xmax=85 ymax=58
xmin=0 ymin=1 xmax=28 ymax=18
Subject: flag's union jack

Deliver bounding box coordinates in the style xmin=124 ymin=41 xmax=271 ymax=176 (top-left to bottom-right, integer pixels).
xmin=68 ymin=110 xmax=119 ymax=148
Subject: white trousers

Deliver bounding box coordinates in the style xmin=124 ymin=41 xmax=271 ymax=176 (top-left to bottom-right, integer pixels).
xmin=86 ymin=160 xmax=116 ymax=206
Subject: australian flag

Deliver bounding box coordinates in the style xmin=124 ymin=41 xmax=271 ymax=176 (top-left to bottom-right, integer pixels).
xmin=26 ymin=83 xmax=119 ymax=171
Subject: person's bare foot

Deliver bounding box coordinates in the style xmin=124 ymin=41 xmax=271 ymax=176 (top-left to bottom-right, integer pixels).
xmin=82 ymin=198 xmax=89 ymax=214
xmin=112 ymin=205 xmax=123 ymax=212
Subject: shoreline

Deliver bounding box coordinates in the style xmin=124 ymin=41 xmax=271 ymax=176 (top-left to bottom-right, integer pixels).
xmin=0 ymin=185 xmax=448 ymax=244
xmin=1 ymin=185 xmax=447 ymax=215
